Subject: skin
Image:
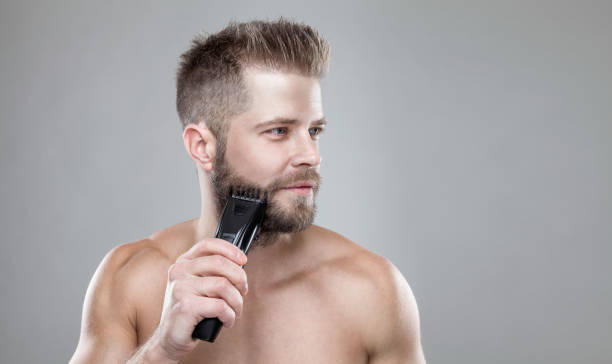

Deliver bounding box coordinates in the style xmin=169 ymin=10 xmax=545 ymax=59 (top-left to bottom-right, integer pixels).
xmin=69 ymin=66 xmax=426 ymax=363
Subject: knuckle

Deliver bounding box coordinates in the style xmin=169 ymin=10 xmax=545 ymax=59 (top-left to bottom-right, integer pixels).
xmin=170 ymin=285 xmax=182 ymax=301
xmin=198 ymin=239 xmax=211 ymax=251
xmin=168 ymin=263 xmax=181 ymax=280
xmin=216 ymin=300 xmax=235 ymax=326
xmin=212 ymin=254 xmax=226 ymax=266
xmin=211 ymin=278 xmax=231 ymax=297
xmin=237 ymin=270 xmax=248 ymax=293
xmin=178 ymin=297 xmax=192 ymax=313
xmin=236 ymin=295 xmax=244 ymax=313
xmin=212 ymin=298 xmax=226 ymax=313
xmin=214 ymin=276 xmax=230 ymax=291
xmin=225 ymin=303 xmax=237 ymax=323
xmin=240 ymin=269 xmax=248 ymax=285
xmin=170 ymin=281 xmax=188 ymax=301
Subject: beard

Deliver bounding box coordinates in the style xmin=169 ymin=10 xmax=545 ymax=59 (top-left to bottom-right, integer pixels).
xmin=209 ymin=146 xmax=321 ymax=248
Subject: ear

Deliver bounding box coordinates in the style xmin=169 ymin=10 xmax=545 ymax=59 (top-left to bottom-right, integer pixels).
xmin=183 ymin=123 xmax=217 ymax=172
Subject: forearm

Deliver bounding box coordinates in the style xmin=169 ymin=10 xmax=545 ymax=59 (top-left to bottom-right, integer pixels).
xmin=127 ymin=333 xmax=179 ymax=364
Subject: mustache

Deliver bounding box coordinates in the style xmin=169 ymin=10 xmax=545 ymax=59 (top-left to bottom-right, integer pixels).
xmin=267 ymin=168 xmax=321 ymax=191
xmin=212 ymin=156 xmax=321 ymax=199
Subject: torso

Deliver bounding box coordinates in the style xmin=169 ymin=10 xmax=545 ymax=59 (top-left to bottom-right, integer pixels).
xmin=126 ymin=220 xmax=378 ymax=363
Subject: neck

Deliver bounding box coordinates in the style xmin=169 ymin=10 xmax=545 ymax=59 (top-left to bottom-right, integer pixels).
xmin=195 ymin=173 xmax=221 ymax=243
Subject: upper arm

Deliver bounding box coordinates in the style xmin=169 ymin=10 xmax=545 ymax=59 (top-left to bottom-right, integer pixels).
xmin=69 ymin=244 xmax=141 ymax=364
xmin=364 ymin=257 xmax=426 ymax=364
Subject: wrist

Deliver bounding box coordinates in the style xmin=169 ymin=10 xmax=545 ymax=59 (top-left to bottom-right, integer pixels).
xmin=143 ymin=334 xmax=181 ymax=364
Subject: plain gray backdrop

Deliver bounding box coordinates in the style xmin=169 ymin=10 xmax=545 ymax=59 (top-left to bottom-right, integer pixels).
xmin=1 ymin=1 xmax=610 ymax=363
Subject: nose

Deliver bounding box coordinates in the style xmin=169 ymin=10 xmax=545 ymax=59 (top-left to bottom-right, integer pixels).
xmin=290 ymin=130 xmax=322 ymax=168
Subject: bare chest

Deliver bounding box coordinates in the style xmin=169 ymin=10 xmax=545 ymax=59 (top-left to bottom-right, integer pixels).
xmin=138 ymin=280 xmax=367 ymax=364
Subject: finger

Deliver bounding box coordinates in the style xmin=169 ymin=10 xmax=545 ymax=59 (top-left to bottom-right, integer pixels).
xmin=187 ymin=276 xmax=244 ymax=318
xmin=182 ymin=295 xmax=237 ymax=328
xmin=178 ymin=238 xmax=247 ymax=265
xmin=186 ymin=255 xmax=248 ymax=295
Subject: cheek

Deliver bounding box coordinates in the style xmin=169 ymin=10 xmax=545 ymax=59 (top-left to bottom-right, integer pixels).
xmin=227 ymin=138 xmax=286 ymax=184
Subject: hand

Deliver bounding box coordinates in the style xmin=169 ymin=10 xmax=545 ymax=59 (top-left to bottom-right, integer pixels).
xmin=152 ymin=238 xmax=249 ymax=361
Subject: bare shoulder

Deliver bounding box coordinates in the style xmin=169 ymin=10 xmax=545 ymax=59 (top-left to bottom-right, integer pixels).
xmin=81 ymin=238 xmax=173 ymax=331
xmin=102 ymin=218 xmax=197 ymax=285
xmin=303 ymin=225 xmax=408 ymax=305
xmin=307 ymin=225 xmax=425 ymax=362
xmin=307 ymin=224 xmax=402 ymax=285
xmin=70 ymin=238 xmax=174 ymax=363
xmin=101 ymin=238 xmax=174 ymax=302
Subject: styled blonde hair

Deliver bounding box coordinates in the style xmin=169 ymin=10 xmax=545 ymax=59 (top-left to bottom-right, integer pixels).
xmin=176 ymin=16 xmax=331 ymax=149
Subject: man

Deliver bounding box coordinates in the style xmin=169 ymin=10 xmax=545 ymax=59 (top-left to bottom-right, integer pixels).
xmin=70 ymin=18 xmax=426 ymax=363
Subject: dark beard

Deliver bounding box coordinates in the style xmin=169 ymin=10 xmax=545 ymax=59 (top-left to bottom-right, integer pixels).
xmin=210 ymin=147 xmax=321 ymax=248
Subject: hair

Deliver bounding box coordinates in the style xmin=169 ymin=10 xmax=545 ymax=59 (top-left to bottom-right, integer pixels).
xmin=176 ymin=17 xmax=331 ymax=152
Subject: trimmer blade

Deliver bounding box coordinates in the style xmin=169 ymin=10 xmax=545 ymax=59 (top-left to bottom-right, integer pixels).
xmin=230 ymin=185 xmax=268 ymax=201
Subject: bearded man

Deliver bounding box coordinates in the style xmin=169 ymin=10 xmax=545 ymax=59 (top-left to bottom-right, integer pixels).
xmin=70 ymin=18 xmax=426 ymax=364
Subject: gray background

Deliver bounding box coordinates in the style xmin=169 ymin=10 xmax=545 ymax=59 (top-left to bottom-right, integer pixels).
xmin=1 ymin=1 xmax=610 ymax=363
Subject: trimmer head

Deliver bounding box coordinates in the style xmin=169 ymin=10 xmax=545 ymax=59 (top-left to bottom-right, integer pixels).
xmin=192 ymin=184 xmax=268 ymax=342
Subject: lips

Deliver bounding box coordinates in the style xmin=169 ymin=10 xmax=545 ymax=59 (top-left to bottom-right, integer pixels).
xmin=283 ymin=181 xmax=315 ymax=189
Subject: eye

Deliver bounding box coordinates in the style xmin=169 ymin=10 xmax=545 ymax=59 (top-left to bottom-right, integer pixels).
xmin=267 ymin=127 xmax=288 ymax=136
xmin=310 ymin=127 xmax=324 ymax=137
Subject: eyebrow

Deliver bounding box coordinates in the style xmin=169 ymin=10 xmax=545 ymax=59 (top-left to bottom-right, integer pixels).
xmin=254 ymin=117 xmax=327 ymax=130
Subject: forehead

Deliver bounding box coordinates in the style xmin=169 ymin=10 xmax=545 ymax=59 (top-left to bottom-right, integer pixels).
xmin=235 ymin=66 xmax=323 ymax=127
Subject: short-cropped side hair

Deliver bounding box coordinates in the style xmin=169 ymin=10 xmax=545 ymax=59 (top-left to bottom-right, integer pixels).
xmin=176 ymin=17 xmax=331 ymax=147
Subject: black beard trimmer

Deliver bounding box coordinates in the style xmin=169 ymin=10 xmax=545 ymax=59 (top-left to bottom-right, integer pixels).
xmin=191 ymin=186 xmax=268 ymax=342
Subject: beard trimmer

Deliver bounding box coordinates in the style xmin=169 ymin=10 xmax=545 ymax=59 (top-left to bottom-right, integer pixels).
xmin=191 ymin=186 xmax=268 ymax=342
